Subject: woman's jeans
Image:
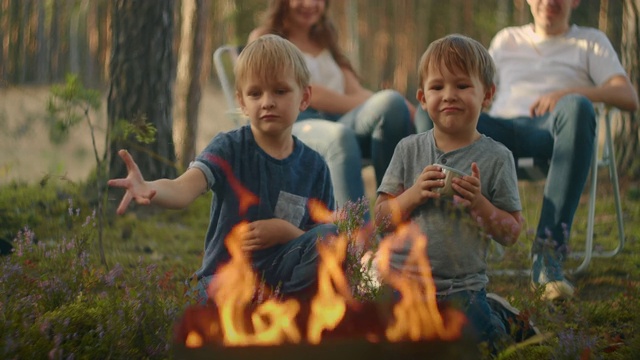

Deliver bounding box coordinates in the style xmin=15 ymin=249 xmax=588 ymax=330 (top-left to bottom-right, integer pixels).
xmin=477 ymin=95 xmax=596 ymax=260
xmin=186 ymin=224 xmax=338 ymax=305
xmin=293 ymin=90 xmax=414 ymax=208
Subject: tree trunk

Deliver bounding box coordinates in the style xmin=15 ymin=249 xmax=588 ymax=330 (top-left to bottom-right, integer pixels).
xmin=107 ymin=0 xmax=177 ymax=181
xmin=617 ymin=0 xmax=640 ymax=179
xmin=35 ymin=0 xmax=48 ymax=83
xmin=69 ymin=0 xmax=84 ymax=76
xmin=174 ymin=0 xmax=208 ymax=170
xmin=85 ymin=0 xmax=98 ymax=86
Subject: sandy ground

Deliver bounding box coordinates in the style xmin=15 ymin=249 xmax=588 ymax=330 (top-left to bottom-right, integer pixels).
xmin=0 ymin=83 xmax=377 ymax=196
xmin=0 ymin=84 xmax=217 ymax=184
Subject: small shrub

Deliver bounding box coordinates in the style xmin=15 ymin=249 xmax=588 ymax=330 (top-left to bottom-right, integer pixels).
xmin=0 ymin=197 xmax=184 ymax=359
xmin=334 ymin=197 xmax=387 ymax=301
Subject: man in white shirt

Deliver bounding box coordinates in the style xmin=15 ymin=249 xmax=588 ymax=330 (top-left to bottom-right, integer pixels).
xmin=478 ymin=0 xmax=638 ymax=301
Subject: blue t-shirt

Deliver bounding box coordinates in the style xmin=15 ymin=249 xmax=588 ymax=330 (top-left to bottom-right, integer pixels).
xmin=190 ymin=125 xmax=335 ymax=278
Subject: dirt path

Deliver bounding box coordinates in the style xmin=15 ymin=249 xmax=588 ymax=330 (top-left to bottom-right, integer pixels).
xmin=0 ymin=84 xmax=233 ymax=185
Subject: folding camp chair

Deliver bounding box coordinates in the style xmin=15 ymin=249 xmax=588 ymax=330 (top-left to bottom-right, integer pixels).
xmin=213 ymin=44 xmax=246 ymax=126
xmin=490 ymin=105 xmax=625 ymax=276
xmin=213 ymin=43 xmax=375 ymax=169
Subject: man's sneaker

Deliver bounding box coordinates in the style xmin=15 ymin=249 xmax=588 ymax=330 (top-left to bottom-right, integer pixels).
xmin=530 ymin=253 xmax=575 ymax=301
xmin=486 ymin=292 xmax=541 ymax=343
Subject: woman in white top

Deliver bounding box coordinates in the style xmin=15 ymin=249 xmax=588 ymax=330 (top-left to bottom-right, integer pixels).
xmin=249 ymin=0 xmax=416 ymax=211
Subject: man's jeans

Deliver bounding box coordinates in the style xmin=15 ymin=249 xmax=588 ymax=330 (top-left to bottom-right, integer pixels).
xmin=186 ymin=224 xmax=338 ymax=305
xmin=293 ymin=89 xmax=414 ymax=208
xmin=477 ymin=95 xmax=596 ymax=259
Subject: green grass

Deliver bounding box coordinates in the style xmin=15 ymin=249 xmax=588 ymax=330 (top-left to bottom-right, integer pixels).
xmin=1 ymin=170 xmax=639 ymax=359
xmin=488 ymin=175 xmax=640 ymax=359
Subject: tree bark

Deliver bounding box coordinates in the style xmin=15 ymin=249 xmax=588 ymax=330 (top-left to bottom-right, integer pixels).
xmin=107 ymin=0 xmax=177 ymax=181
xmin=174 ymin=0 xmax=208 ymax=170
xmin=617 ymin=0 xmax=640 ymax=179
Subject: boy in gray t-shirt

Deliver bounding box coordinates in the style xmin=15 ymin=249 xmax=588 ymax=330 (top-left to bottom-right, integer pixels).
xmin=375 ymin=34 xmax=523 ymax=352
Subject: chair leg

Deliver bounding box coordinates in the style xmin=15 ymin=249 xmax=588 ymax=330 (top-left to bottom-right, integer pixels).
xmin=489 ymin=108 xmax=625 ymax=277
xmin=604 ymin=111 xmax=625 ymax=255
xmin=570 ymin=110 xmax=625 ymax=274
xmin=571 ymin=129 xmax=599 ymax=274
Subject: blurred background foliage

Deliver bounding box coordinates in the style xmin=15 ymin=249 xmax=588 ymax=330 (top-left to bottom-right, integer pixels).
xmin=2 ymin=0 xmax=638 ymax=179
xmin=0 ymin=0 xmax=621 ymax=95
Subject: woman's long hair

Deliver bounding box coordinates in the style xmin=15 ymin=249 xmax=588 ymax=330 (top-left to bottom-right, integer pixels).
xmin=261 ymin=0 xmax=355 ymax=74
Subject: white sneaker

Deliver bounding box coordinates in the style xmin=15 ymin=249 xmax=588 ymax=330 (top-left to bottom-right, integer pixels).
xmin=530 ymin=253 xmax=575 ymax=301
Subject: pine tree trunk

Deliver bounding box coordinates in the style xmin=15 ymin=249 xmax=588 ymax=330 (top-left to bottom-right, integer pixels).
xmin=174 ymin=0 xmax=208 ymax=170
xmin=617 ymin=0 xmax=640 ymax=179
xmin=107 ymin=0 xmax=177 ymax=181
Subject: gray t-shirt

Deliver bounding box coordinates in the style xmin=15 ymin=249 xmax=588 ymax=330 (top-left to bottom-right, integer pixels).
xmin=377 ymin=130 xmax=521 ymax=294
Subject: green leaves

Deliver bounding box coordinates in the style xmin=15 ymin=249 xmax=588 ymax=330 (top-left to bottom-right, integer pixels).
xmin=46 ymin=74 xmax=101 ymax=145
xmin=114 ymin=115 xmax=157 ymax=145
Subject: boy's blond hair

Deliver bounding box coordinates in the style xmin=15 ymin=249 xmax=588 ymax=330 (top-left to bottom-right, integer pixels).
xmin=418 ymin=34 xmax=495 ymax=90
xmin=234 ymin=34 xmax=310 ymax=93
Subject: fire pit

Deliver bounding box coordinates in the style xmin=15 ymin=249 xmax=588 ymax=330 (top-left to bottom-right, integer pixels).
xmin=174 ymin=300 xmax=480 ymax=360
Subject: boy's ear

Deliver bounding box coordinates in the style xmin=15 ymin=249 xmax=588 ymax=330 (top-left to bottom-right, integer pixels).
xmin=482 ymin=84 xmax=496 ymax=108
xmin=416 ymin=88 xmax=427 ymax=108
xmin=236 ymin=91 xmax=249 ymax=116
xmin=299 ymin=85 xmax=312 ymax=111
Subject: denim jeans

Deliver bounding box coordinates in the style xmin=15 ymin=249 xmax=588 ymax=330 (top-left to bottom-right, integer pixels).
xmin=414 ymin=105 xmax=433 ymax=133
xmin=438 ymin=289 xmax=509 ymax=354
xmin=293 ymin=89 xmax=414 ymax=208
xmin=477 ymin=95 xmax=596 ymax=259
xmin=185 ymin=224 xmax=339 ymax=305
xmin=252 ymin=223 xmax=339 ymax=294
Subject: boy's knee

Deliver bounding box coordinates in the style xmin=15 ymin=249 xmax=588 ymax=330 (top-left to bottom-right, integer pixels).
xmin=310 ymin=223 xmax=339 ymax=240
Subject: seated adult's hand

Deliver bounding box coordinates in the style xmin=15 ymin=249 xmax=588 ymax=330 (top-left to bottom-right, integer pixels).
xmin=107 ymin=149 xmax=157 ymax=215
xmin=529 ymin=90 xmax=570 ymax=117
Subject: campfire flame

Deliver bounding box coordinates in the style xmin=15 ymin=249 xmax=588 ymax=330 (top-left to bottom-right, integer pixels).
xmin=376 ymin=222 xmax=466 ymax=342
xmin=207 ymin=222 xmax=302 ymax=346
xmin=307 ymin=232 xmax=355 ymax=344
xmin=180 ymin=160 xmax=465 ymax=348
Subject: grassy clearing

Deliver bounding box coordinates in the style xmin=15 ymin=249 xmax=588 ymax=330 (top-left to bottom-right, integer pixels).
xmin=1 ymin=172 xmax=639 ymax=359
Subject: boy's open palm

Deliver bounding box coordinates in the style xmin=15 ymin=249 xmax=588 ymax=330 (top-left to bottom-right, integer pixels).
xmin=107 ymin=149 xmax=157 ymax=215
xmin=451 ymin=162 xmax=482 ymax=209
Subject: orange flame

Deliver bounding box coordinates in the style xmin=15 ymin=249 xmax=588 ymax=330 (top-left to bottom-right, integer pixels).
xmin=208 ymin=222 xmax=302 ymax=346
xmin=307 ymin=233 xmax=356 ymax=344
xmin=377 ymin=222 xmax=466 ymax=341
xmin=180 ymin=197 xmax=466 ymax=347
xmin=205 ymin=155 xmax=259 ymax=216
xmin=185 ymin=331 xmax=203 ymax=348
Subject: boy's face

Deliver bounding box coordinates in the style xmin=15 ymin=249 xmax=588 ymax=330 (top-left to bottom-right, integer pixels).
xmin=417 ymin=62 xmax=494 ymax=136
xmin=237 ymin=69 xmax=310 ymax=136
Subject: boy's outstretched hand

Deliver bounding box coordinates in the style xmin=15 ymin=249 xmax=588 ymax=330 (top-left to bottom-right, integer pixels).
xmin=107 ymin=149 xmax=157 ymax=215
